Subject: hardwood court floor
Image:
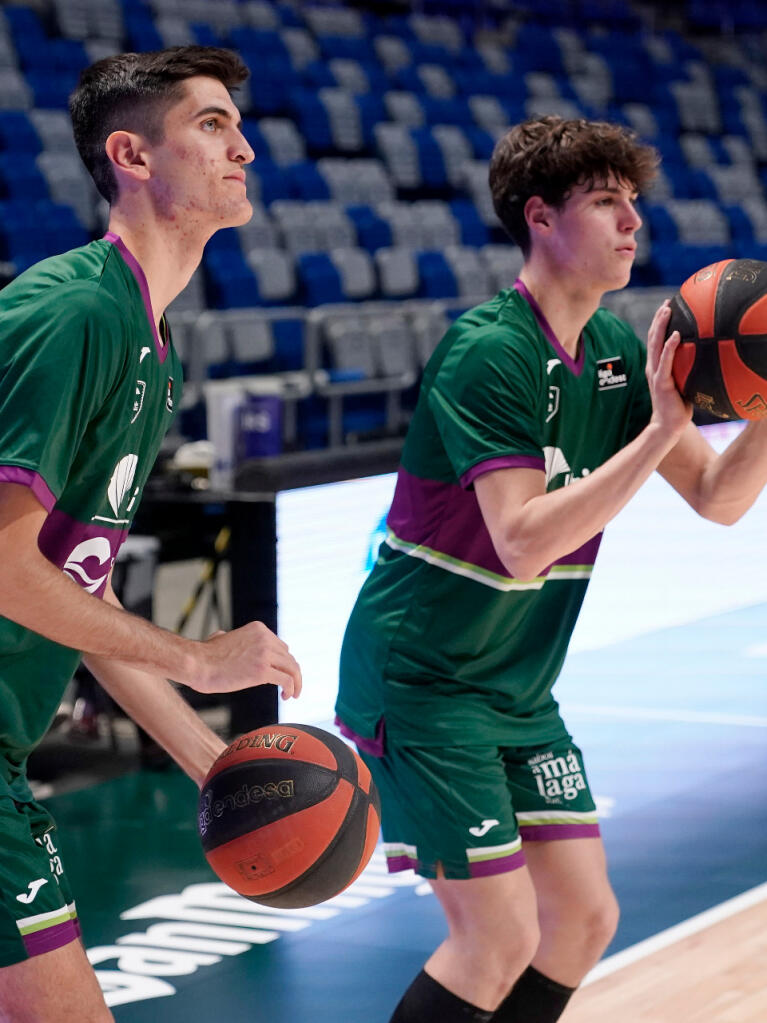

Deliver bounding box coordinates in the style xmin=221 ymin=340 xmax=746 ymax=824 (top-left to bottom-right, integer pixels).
xmin=567 ymin=893 xmax=767 ymax=1023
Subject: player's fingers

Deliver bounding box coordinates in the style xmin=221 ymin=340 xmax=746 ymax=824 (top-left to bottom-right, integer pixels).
xmin=273 ymin=667 xmax=300 ymax=699
xmin=657 ymin=329 xmax=680 ymax=377
xmin=263 ymin=648 xmax=302 ymax=695
xmin=647 ymin=302 xmax=671 ymax=362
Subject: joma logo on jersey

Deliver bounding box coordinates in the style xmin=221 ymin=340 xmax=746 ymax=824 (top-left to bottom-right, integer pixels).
xmin=530 ymin=751 xmax=586 ymax=802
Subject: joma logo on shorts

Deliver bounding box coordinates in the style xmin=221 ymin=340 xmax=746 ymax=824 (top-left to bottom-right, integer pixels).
xmin=530 ymin=752 xmax=586 ymax=802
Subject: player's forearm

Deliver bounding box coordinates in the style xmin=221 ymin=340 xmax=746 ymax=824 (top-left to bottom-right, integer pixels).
xmin=694 ymin=419 xmax=767 ymax=524
xmin=83 ymin=653 xmax=226 ymax=787
xmin=502 ymin=420 xmax=679 ymax=580
xmin=0 ymin=549 xmax=201 ymax=685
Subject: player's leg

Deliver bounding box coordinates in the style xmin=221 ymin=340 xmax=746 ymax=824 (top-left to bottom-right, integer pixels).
xmin=423 ymin=868 xmax=540 ymax=1008
xmin=492 ymin=740 xmax=618 ymax=1021
xmin=0 ymin=797 xmax=114 ymax=1022
xmin=360 ymin=742 xmax=540 ymax=1022
xmin=0 ymin=940 xmax=114 ymax=1023
xmin=526 ymin=835 xmax=618 ymax=983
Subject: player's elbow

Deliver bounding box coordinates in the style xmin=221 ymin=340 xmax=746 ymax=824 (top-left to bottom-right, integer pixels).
xmin=498 ymin=539 xmax=545 ymax=583
xmin=699 ymin=504 xmax=745 ymax=526
xmin=693 ymin=492 xmax=748 ymax=526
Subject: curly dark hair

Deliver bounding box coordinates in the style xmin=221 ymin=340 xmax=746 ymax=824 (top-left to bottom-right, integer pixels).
xmin=489 ymin=116 xmax=659 ymax=255
xmin=69 ymin=45 xmax=249 ymax=204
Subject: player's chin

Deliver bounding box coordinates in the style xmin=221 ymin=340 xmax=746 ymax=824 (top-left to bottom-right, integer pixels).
xmin=221 ymin=198 xmax=253 ymax=228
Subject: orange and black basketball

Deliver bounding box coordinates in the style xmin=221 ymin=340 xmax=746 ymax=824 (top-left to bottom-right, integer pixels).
xmin=666 ymin=258 xmax=767 ymax=420
xmin=198 ymin=724 xmax=380 ymax=909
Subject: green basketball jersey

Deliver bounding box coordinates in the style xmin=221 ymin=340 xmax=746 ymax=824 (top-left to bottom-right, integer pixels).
xmin=336 ymin=283 xmax=652 ymax=749
xmin=0 ymin=233 xmax=182 ymax=799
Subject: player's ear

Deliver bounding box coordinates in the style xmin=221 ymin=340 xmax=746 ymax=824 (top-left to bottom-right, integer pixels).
xmin=105 ymin=130 xmax=151 ymax=186
xmin=525 ymin=196 xmax=552 ymax=237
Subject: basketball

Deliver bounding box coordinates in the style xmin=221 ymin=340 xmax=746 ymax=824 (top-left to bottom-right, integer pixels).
xmin=197 ymin=723 xmax=381 ymax=909
xmin=666 ymin=258 xmax=767 ymax=420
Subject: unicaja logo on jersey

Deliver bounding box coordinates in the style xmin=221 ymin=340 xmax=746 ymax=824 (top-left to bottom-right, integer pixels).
xmin=63 ymin=537 xmax=113 ymax=594
xmin=108 ymin=455 xmax=138 ymax=516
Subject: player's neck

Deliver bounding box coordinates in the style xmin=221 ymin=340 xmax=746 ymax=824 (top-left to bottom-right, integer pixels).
xmin=106 ymin=209 xmax=207 ymax=329
xmin=518 ymin=265 xmax=602 ymax=359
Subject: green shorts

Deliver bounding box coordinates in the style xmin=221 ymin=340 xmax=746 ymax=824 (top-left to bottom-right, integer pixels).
xmin=0 ymin=796 xmax=80 ymax=967
xmin=360 ymin=736 xmax=600 ymax=880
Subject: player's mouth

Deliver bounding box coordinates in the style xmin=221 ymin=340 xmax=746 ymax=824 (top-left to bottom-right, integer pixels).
xmin=224 ymin=172 xmax=246 ymax=185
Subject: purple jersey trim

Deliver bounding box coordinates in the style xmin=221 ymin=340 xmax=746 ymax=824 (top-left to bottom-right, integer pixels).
xmin=38 ymin=510 xmax=128 ymax=598
xmin=22 ymin=917 xmax=81 ymax=958
xmin=514 ymin=279 xmax=585 ymax=377
xmin=103 ymin=231 xmax=168 ymax=364
xmin=519 ymin=823 xmax=601 ymax=842
xmin=0 ymin=466 xmax=56 ymax=511
xmin=335 ymin=715 xmax=386 ymax=758
xmin=387 ymin=467 xmax=600 ymax=579
xmin=460 ymin=455 xmax=545 ymax=488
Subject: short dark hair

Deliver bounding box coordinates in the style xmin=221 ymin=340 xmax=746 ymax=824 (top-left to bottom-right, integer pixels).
xmin=489 ymin=116 xmax=659 ymax=255
xmin=69 ymin=45 xmax=249 ymax=204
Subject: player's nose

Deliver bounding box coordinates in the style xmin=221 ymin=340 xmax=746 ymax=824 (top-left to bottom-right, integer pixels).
xmin=231 ymin=128 xmax=255 ymax=166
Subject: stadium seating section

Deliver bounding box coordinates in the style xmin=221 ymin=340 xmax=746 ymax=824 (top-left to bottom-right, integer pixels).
xmin=1 ymin=0 xmax=766 ymax=449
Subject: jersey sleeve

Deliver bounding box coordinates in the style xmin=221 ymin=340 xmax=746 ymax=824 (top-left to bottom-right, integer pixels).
xmin=0 ymin=284 xmax=125 ymax=505
xmin=428 ymin=325 xmax=545 ymax=487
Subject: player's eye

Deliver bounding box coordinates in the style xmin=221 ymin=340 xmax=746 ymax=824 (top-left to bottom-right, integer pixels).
xmin=201 ymin=118 xmax=218 ymax=131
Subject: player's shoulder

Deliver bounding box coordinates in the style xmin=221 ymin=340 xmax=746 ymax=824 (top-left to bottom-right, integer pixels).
xmin=1 ymin=240 xmax=128 ymax=325
xmin=447 ymin=289 xmax=540 ymax=359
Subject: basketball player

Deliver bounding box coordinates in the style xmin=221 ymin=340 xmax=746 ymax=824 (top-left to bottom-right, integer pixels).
xmin=336 ymin=116 xmax=767 ymax=1022
xmin=0 ymin=47 xmax=301 ymax=1021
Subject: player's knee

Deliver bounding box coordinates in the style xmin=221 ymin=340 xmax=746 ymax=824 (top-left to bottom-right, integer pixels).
xmin=579 ymin=889 xmax=620 ymax=960
xmin=484 ymin=913 xmax=540 ymax=984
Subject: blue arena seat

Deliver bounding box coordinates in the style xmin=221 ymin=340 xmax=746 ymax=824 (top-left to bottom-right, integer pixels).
xmin=248 ymin=158 xmax=293 ymax=205
xmin=0 ymin=154 xmax=49 ymax=200
xmin=272 ymin=318 xmax=305 ymax=372
xmin=346 ymin=205 xmax=393 ymax=252
xmin=203 ymin=252 xmax=261 ymax=309
xmin=0 ymin=112 xmax=41 ymax=154
xmin=296 ymin=252 xmax=345 ymax=306
xmin=417 ymin=250 xmax=458 ymax=298
xmin=25 ymin=70 xmax=81 ymax=110
xmin=412 ymin=129 xmax=449 ymax=189
xmin=289 ymin=89 xmax=334 ymax=152
xmin=286 ymin=161 xmax=331 ymax=201
xmin=450 ymin=199 xmax=490 ymax=247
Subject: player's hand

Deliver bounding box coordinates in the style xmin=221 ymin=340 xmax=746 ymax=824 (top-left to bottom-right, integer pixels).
xmin=646 ymin=301 xmax=693 ymax=437
xmin=193 ymin=622 xmax=302 ymax=699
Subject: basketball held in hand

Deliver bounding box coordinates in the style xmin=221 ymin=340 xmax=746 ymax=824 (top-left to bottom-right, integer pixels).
xmin=198 ymin=724 xmax=381 ymax=909
xmin=666 ymin=258 xmax=767 ymax=420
